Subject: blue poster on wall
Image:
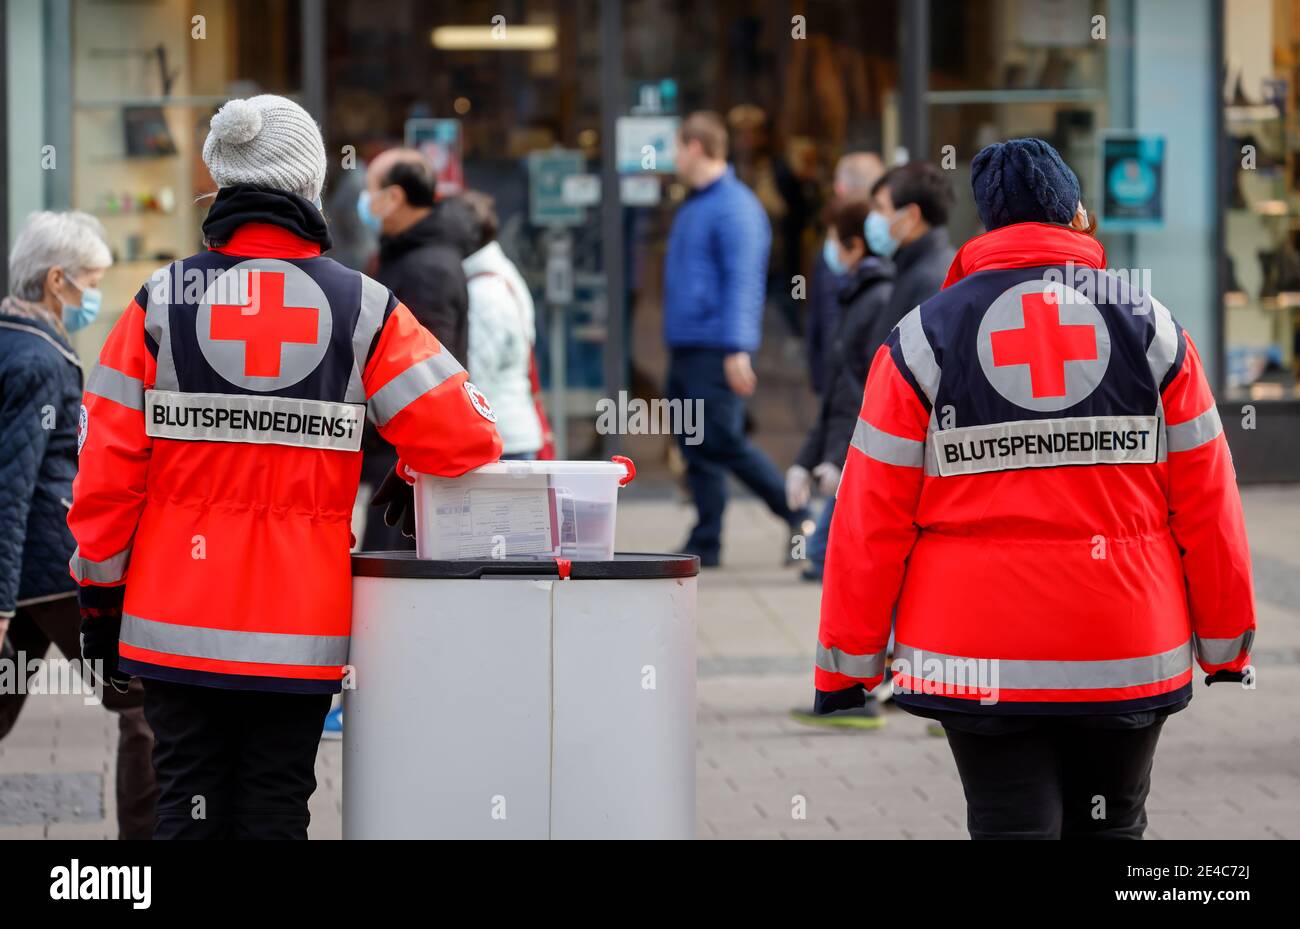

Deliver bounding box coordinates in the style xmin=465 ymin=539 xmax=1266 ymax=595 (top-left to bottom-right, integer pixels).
xmin=1100 ymin=133 xmax=1165 ymax=229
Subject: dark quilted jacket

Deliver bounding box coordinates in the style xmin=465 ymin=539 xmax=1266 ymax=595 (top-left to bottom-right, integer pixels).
xmin=0 ymin=313 xmax=83 ymax=617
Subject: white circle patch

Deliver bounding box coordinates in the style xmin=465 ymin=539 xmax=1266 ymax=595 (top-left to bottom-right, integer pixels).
xmin=976 ymin=279 xmax=1111 ymax=412
xmin=464 ymin=382 xmax=497 ymax=422
xmin=196 ymin=259 xmax=333 ymax=392
xmin=77 ymin=404 xmax=88 ymax=454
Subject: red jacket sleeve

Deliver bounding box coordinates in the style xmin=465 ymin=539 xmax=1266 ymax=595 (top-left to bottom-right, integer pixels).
xmin=68 ymin=298 xmax=154 ymax=588
xmin=1162 ymin=334 xmax=1255 ymax=674
xmin=816 ymin=342 xmax=928 ymax=694
xmin=363 ymin=301 xmax=502 ymax=476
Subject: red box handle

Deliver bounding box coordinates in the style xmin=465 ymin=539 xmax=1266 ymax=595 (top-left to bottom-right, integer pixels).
xmin=611 ymin=455 xmax=636 ymax=486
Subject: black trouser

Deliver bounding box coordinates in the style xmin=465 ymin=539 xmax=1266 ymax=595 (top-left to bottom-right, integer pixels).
xmin=142 ymin=678 xmax=331 ymax=840
xmin=0 ymin=594 xmax=157 ymax=840
xmin=942 ymin=719 xmax=1165 ymax=839
xmin=666 ymin=347 xmax=797 ymax=559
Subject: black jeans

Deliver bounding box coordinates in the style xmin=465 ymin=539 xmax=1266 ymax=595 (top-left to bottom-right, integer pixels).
xmin=942 ymin=718 xmax=1165 ymax=839
xmin=666 ymin=347 xmax=796 ymax=558
xmin=142 ymin=678 xmax=331 ymax=840
xmin=0 ymin=594 xmax=157 ymax=839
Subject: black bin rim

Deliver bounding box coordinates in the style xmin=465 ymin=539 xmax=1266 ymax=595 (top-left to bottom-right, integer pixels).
xmin=352 ymin=551 xmax=700 ymax=580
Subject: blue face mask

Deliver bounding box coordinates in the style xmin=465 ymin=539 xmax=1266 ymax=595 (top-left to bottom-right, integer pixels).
xmin=822 ymin=237 xmax=848 ymax=276
xmin=356 ymin=190 xmax=382 ymax=233
xmin=865 ymin=210 xmax=900 ymax=259
xmin=62 ymin=282 xmax=102 ymax=333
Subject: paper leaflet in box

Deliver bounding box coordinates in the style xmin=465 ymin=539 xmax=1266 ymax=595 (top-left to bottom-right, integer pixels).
xmin=424 ymin=472 xmax=557 ymax=559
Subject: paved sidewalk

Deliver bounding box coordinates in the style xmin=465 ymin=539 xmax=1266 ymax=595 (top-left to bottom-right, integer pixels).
xmin=2 ymin=485 xmax=1297 ymax=839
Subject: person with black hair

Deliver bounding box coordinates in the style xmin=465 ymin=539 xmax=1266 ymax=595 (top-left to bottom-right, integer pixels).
xmin=791 ymin=199 xmax=894 ymax=580
xmin=359 ymin=148 xmax=476 ymax=362
xmin=356 ymin=148 xmax=481 ymax=556
xmin=861 ymin=161 xmax=956 ymax=354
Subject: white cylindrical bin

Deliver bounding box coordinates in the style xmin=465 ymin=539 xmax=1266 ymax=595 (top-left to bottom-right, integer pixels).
xmin=343 ymin=552 xmax=698 ymax=839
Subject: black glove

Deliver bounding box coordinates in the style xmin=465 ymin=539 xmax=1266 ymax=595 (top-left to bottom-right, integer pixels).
xmin=370 ymin=463 xmax=417 ymax=540
xmin=78 ymin=585 xmax=131 ymax=694
xmin=1204 ymin=669 xmax=1248 ymax=686
xmin=813 ymin=684 xmax=867 ymax=715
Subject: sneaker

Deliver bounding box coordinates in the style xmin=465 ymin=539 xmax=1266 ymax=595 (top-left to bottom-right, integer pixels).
xmin=926 ymin=722 xmax=946 ymax=738
xmin=789 ymin=701 xmax=885 ymax=730
xmin=321 ymin=706 xmax=343 ymax=741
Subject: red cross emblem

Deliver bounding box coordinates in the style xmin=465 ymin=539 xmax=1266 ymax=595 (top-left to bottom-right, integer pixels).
xmin=990 ymin=291 xmax=1098 ymax=399
xmin=209 ymin=271 xmax=319 ymax=378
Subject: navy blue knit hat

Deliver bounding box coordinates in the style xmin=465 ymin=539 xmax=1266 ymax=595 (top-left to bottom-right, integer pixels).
xmin=970 ymin=138 xmax=1081 ymax=230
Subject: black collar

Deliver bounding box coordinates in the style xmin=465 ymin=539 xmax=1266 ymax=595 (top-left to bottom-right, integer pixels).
xmin=202 ymin=185 xmax=333 ymax=252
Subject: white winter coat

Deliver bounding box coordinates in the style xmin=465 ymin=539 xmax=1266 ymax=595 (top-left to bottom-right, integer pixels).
xmin=464 ymin=241 xmax=543 ymax=455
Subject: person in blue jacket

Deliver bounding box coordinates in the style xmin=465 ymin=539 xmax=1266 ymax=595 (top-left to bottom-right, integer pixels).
xmin=0 ymin=210 xmax=156 ymax=838
xmin=663 ymin=111 xmax=809 ymax=567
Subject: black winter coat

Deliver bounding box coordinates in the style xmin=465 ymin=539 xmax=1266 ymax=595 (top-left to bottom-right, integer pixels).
xmin=0 ymin=313 xmax=83 ymax=617
xmin=796 ymin=258 xmax=895 ymax=471
xmin=360 ymin=197 xmax=481 ymax=549
xmin=374 ymin=197 xmax=478 ymax=363
xmin=857 ymin=227 xmax=954 ymax=369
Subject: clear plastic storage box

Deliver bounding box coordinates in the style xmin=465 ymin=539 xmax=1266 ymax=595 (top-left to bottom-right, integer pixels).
xmin=413 ymin=457 xmax=635 ymax=561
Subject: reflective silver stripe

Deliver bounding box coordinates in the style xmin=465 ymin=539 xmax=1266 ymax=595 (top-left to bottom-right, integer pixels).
xmin=121 ymin=613 xmax=349 ymax=667
xmin=345 ymin=274 xmax=391 ymax=402
xmin=367 ymin=352 xmax=465 ymax=426
xmin=895 ymin=306 xmax=941 ymax=403
xmin=1166 ymin=405 xmax=1222 ymax=453
xmin=143 ymin=262 xmax=180 ymax=390
xmin=69 ymin=545 xmax=131 ymax=584
xmin=892 ymin=641 xmax=1192 ymax=690
xmin=817 ymin=642 xmax=888 ymax=680
xmin=144 ymin=389 xmax=364 ymax=451
xmin=84 ymin=364 xmax=145 ymax=411
xmin=1195 ymin=630 xmax=1253 ymax=666
xmin=1146 ymin=296 xmax=1180 ymax=389
xmin=851 ymin=417 xmax=925 ymax=468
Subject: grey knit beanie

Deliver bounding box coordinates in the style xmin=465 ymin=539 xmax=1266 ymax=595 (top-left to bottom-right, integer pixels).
xmin=202 ymin=95 xmax=327 ymax=202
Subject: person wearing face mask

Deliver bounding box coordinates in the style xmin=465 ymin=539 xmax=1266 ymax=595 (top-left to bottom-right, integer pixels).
xmin=788 ymin=199 xmax=894 ymax=581
xmin=806 ymin=153 xmax=885 ymax=395
xmin=355 ymin=148 xmax=481 ymax=557
xmin=813 ymin=138 xmax=1254 ymax=839
xmin=0 ymin=210 xmax=159 ymax=839
xmin=358 ymin=149 xmax=477 ymax=363
xmin=860 ymin=162 xmax=956 ymax=360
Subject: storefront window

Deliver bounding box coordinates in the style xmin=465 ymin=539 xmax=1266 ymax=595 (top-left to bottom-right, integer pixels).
xmin=1223 ymin=0 xmax=1300 ymax=399
xmin=928 ymin=0 xmax=1112 ymax=243
xmin=66 ymin=0 xmax=303 ymax=359
xmin=324 ymin=0 xmax=901 ymax=463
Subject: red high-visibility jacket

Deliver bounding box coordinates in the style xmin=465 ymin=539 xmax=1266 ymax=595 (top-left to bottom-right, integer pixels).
xmin=68 ymin=221 xmax=502 ymax=692
xmin=816 ymin=223 xmax=1255 ymax=715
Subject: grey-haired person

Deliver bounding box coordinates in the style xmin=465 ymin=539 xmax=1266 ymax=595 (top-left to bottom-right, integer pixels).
xmin=0 ymin=210 xmax=157 ymax=839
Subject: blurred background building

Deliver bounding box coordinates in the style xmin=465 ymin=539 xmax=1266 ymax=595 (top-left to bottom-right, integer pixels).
xmin=2 ymin=0 xmax=1295 ymax=480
